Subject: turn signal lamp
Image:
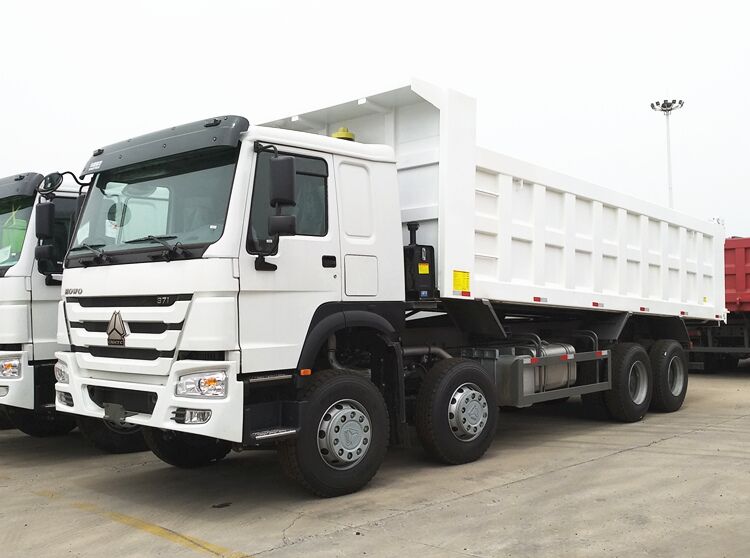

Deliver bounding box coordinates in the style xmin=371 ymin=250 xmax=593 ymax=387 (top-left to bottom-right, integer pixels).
xmin=0 ymin=359 xmax=20 ymax=379
xmin=175 ymin=371 xmax=227 ymax=398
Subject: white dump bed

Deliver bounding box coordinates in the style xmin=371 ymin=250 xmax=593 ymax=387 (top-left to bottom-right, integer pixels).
xmin=263 ymin=80 xmax=726 ymax=321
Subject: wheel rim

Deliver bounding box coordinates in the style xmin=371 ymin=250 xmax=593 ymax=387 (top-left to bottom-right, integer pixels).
xmin=667 ymin=355 xmax=685 ymax=396
xmin=317 ymin=399 xmax=371 ymax=470
xmin=628 ymin=361 xmax=648 ymax=405
xmin=448 ymin=382 xmax=488 ymax=442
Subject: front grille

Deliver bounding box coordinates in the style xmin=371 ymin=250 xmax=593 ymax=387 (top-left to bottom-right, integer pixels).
xmin=72 ymin=345 xmax=174 ymax=361
xmin=88 ymin=385 xmax=157 ymax=414
xmin=177 ymin=350 xmax=225 ymax=361
xmin=67 ymin=294 xmax=192 ymax=307
xmin=70 ymin=321 xmax=184 ymax=334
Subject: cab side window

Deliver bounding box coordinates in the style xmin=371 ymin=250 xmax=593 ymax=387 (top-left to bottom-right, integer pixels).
xmin=247 ymin=151 xmax=328 ymax=254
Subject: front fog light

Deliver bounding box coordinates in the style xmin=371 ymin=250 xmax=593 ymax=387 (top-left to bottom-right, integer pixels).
xmin=175 ymin=371 xmax=227 ymax=398
xmin=54 ymin=362 xmax=69 ymax=383
xmin=0 ymin=359 xmax=20 ymax=379
xmin=174 ymin=408 xmax=212 ymax=424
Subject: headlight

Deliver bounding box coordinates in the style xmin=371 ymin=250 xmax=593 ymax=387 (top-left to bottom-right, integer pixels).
xmin=175 ymin=371 xmax=227 ymax=399
xmin=0 ymin=358 xmax=21 ymax=379
xmin=54 ymin=361 xmax=69 ymax=383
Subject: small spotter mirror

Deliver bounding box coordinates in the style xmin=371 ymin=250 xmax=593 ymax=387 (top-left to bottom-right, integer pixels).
xmin=38 ymin=172 xmax=64 ymax=196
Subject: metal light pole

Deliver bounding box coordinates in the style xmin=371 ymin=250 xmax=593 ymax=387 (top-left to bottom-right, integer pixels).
xmin=650 ymin=99 xmax=684 ymax=208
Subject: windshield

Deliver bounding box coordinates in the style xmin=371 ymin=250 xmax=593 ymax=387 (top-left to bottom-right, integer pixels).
xmin=0 ymin=195 xmax=34 ymax=273
xmin=70 ymin=147 xmax=239 ymax=264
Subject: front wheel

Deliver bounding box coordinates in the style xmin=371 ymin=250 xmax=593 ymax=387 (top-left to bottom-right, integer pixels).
xmin=4 ymin=407 xmax=76 ymax=437
xmin=0 ymin=405 xmax=14 ymax=430
xmin=278 ymin=370 xmax=389 ymax=497
xmin=143 ymin=428 xmax=231 ymax=468
xmin=604 ymin=343 xmax=653 ymax=422
xmin=416 ymin=358 xmax=498 ymax=465
xmin=76 ymin=416 xmax=148 ymax=454
xmin=649 ymin=340 xmax=688 ymax=412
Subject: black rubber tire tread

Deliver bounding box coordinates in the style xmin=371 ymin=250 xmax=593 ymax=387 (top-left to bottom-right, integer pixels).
xmin=581 ymin=391 xmax=611 ymax=420
xmin=4 ymin=407 xmax=76 ymax=437
xmin=649 ymin=340 xmax=688 ymax=413
xmin=278 ymin=369 xmax=389 ymax=497
xmin=143 ymin=427 xmax=231 ymax=467
xmin=77 ymin=416 xmax=148 ymax=454
xmin=0 ymin=405 xmax=14 ymax=430
xmin=604 ymin=343 xmax=653 ymax=423
xmin=415 ymin=358 xmax=498 ymax=465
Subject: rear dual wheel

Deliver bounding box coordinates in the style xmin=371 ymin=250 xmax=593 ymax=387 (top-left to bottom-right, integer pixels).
xmin=649 ymin=340 xmax=688 ymax=412
xmin=604 ymin=343 xmax=653 ymax=422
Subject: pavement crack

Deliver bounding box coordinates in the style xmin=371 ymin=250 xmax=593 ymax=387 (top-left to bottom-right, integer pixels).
xmin=280 ymin=512 xmax=305 ymax=546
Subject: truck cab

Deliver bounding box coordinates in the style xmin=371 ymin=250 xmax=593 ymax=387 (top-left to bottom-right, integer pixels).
xmin=0 ymin=173 xmax=79 ymax=436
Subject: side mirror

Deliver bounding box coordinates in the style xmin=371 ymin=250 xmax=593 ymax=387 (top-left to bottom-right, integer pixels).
xmin=269 ymin=156 xmax=296 ymax=208
xmin=268 ymin=215 xmax=296 ymax=236
xmin=35 ymin=202 xmax=55 ymax=240
xmin=35 ymin=244 xmax=58 ymax=275
xmin=38 ymin=172 xmax=64 ymax=196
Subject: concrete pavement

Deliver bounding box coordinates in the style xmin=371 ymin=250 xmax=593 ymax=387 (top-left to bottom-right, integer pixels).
xmin=1 ymin=369 xmax=749 ymax=557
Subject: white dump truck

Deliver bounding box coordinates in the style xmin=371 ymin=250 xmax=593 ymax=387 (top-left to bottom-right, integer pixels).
xmin=0 ymin=172 xmax=82 ymax=436
xmin=0 ymin=172 xmax=145 ymax=453
xmin=0 ymin=173 xmax=81 ymax=435
xmin=47 ymin=80 xmax=724 ymax=495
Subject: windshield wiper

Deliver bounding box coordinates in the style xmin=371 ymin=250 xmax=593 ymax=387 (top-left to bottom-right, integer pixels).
xmin=69 ymin=243 xmax=112 ymax=265
xmin=124 ymin=235 xmax=191 ymax=261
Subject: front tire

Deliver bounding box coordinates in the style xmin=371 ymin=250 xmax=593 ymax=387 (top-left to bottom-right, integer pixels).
xmin=604 ymin=343 xmax=652 ymax=422
xmin=0 ymin=405 xmax=14 ymax=430
xmin=76 ymin=416 xmax=148 ymax=454
xmin=649 ymin=340 xmax=688 ymax=412
xmin=143 ymin=428 xmax=231 ymax=468
xmin=278 ymin=370 xmax=389 ymax=497
xmin=416 ymin=358 xmax=498 ymax=465
xmin=4 ymin=407 xmax=76 ymax=437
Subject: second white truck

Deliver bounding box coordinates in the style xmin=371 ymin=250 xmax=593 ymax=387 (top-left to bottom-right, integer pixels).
xmin=48 ymin=81 xmax=724 ymax=495
xmin=0 ymin=172 xmax=145 ymax=453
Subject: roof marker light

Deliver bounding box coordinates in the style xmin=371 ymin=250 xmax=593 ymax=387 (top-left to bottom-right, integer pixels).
xmin=291 ymin=115 xmax=299 ymax=122
xmin=357 ymin=98 xmax=367 ymax=105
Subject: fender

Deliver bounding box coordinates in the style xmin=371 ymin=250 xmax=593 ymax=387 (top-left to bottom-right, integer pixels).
xmin=296 ymin=302 xmax=404 ymax=370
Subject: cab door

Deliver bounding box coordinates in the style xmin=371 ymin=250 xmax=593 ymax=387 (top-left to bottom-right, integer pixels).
xmin=238 ymin=146 xmax=341 ymax=374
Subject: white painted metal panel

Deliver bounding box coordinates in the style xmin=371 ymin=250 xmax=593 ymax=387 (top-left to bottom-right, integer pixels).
xmin=470 ymin=149 xmax=724 ymax=319
xmin=263 ymin=80 xmax=725 ymax=321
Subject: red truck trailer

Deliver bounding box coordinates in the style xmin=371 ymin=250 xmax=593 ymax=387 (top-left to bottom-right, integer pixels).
xmin=690 ymin=237 xmax=750 ymax=370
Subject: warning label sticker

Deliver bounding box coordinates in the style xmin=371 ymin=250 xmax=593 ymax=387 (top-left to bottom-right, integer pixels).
xmin=418 ymin=263 xmax=430 ymax=275
xmin=452 ymin=270 xmax=471 ymax=297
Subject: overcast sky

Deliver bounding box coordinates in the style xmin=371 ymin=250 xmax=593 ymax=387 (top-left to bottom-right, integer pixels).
xmin=2 ymin=0 xmax=748 ymax=235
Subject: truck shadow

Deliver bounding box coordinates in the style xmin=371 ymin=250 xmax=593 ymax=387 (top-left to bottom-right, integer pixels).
xmin=0 ymin=428 xmax=106 ymax=464
xmin=75 ymin=397 xmax=611 ymax=509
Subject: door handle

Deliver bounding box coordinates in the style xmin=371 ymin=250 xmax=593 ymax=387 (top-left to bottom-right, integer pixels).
xmin=322 ymin=255 xmax=337 ymax=268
